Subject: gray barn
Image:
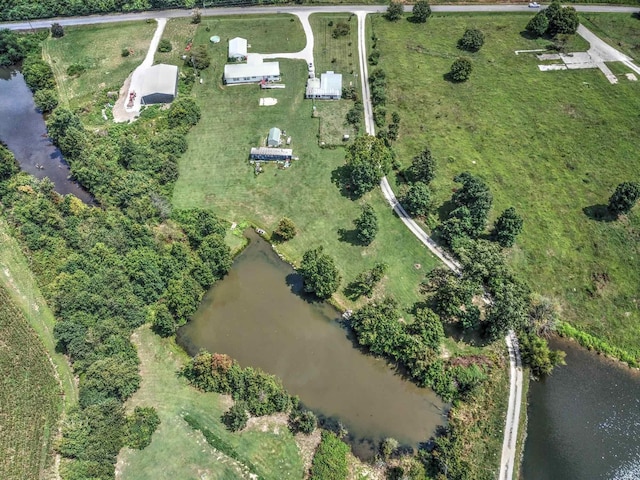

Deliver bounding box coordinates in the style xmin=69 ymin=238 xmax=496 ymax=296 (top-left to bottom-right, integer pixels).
xmin=140 ymin=64 xmax=179 ymax=105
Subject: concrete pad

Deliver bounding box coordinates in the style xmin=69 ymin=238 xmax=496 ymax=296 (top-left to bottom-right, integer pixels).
xmin=560 ymin=52 xmax=593 ymax=65
xmin=536 ymin=53 xmax=562 ymax=61
xmin=565 ymin=62 xmax=598 ymax=70
xmin=259 ymin=98 xmax=278 ymax=106
xmin=597 ymin=62 xmax=618 ymax=84
xmin=625 ymin=73 xmax=637 ymax=81
xmin=538 ymin=64 xmax=567 ymax=71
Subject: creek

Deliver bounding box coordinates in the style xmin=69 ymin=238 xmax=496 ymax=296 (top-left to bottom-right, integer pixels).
xmin=0 ymin=67 xmax=93 ymax=204
xmin=178 ymin=230 xmax=446 ymax=459
xmin=522 ymin=337 xmax=640 ymax=479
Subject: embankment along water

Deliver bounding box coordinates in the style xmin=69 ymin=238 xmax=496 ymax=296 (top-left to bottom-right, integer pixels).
xmin=0 ymin=67 xmax=93 ymax=204
xmin=178 ymin=230 xmax=446 ymax=459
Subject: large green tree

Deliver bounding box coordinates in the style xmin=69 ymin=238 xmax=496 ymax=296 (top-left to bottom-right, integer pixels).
xmin=343 ymin=135 xmax=392 ymax=197
xmin=451 ymin=172 xmax=493 ymax=236
xmin=412 ymin=0 xmax=431 ymax=23
xmin=493 ymin=207 xmax=524 ymax=248
xmin=526 ymin=12 xmax=549 ymax=37
xmin=519 ymin=333 xmax=566 ymax=377
xmin=353 ymin=203 xmax=378 ymax=245
xmin=386 ymin=1 xmax=404 ymax=21
xmin=403 ymin=181 xmax=432 ymax=217
xmin=408 ymin=146 xmax=436 ymax=184
xmin=299 ymin=247 xmax=341 ymax=299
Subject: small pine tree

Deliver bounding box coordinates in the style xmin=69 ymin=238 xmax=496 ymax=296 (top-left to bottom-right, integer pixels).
xmin=458 ymin=28 xmax=485 ymax=52
xmin=222 ymin=401 xmax=248 ymax=432
xmin=386 ymin=1 xmax=404 ymax=21
xmin=450 ymin=57 xmax=473 ymax=82
xmin=412 ymin=0 xmax=432 ymax=23
xmin=608 ymin=182 xmax=640 ymax=216
xmin=354 ymin=203 xmax=378 ymax=245
xmin=51 ymin=23 xmax=64 ymax=38
xmin=493 ymin=207 xmax=524 ymax=248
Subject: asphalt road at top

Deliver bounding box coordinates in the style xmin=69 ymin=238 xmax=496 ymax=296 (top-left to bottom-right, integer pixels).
xmin=1 ymin=4 xmax=639 ymax=30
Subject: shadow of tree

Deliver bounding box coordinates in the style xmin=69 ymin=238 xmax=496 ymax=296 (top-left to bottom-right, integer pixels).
xmin=285 ymin=272 xmax=322 ymax=304
xmin=583 ymin=204 xmax=616 ymax=222
xmin=331 ymin=164 xmax=360 ymax=200
xmin=337 ymin=227 xmax=361 ymax=246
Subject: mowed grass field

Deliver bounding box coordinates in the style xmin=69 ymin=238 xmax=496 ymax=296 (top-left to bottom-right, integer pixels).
xmin=172 ymin=15 xmax=439 ymax=310
xmin=371 ymin=13 xmax=640 ymax=353
xmin=117 ymin=326 xmax=303 ymax=480
xmin=42 ymin=21 xmax=155 ymax=111
xmin=0 ymin=285 xmax=61 ymax=480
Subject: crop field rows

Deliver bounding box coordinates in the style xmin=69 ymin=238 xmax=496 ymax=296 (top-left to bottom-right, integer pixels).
xmin=0 ymin=285 xmax=61 ymax=480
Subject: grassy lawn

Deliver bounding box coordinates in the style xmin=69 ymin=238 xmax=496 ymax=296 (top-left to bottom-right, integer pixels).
xmin=172 ymin=17 xmax=440 ymax=310
xmin=117 ymin=326 xmax=303 ymax=480
xmin=310 ymin=13 xmax=359 ymax=84
xmin=372 ymin=12 xmax=640 ymax=354
xmin=42 ymin=21 xmax=156 ymax=112
xmin=0 ymin=285 xmax=61 ymax=480
xmin=580 ymin=12 xmax=640 ymax=62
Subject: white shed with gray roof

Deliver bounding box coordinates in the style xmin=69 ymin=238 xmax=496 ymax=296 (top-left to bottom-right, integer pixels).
xmin=139 ymin=64 xmax=178 ymax=105
xmin=228 ymin=37 xmax=248 ymax=61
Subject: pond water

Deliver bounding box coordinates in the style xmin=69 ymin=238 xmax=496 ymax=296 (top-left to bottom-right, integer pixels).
xmin=178 ymin=230 xmax=446 ymax=459
xmin=522 ymin=337 xmax=640 ymax=479
xmin=0 ymin=67 xmax=93 ymax=204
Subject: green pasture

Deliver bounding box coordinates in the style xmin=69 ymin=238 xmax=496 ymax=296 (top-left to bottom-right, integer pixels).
xmin=117 ymin=326 xmax=303 ymax=480
xmin=172 ymin=17 xmax=439 ymax=310
xmin=371 ymin=12 xmax=640 ymax=353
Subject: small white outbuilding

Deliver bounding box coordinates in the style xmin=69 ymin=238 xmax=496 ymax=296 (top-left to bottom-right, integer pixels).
xmin=228 ymin=37 xmax=248 ymax=61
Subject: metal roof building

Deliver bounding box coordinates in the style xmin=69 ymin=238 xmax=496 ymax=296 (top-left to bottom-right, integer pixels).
xmin=250 ymin=147 xmax=292 ymax=161
xmin=224 ymin=56 xmax=280 ymax=84
xmin=305 ymin=71 xmax=343 ymax=100
xmin=139 ymin=64 xmax=178 ymax=105
xmin=267 ymin=127 xmax=281 ymax=147
xmin=228 ymin=37 xmax=247 ymax=61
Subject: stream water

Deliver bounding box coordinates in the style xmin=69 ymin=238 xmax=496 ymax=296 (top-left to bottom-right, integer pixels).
xmin=0 ymin=67 xmax=93 ymax=204
xmin=522 ymin=337 xmax=640 ymax=479
xmin=178 ymin=230 xmax=446 ymax=459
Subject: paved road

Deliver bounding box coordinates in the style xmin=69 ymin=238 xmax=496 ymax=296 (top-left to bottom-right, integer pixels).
xmin=2 ymin=4 xmax=639 ymax=30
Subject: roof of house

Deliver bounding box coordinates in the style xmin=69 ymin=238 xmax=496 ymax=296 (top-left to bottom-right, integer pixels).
xmin=306 ymin=71 xmax=342 ymax=97
xmin=224 ymin=59 xmax=280 ymax=79
xmin=229 ymin=37 xmax=248 ymax=56
xmin=140 ymin=64 xmax=178 ymax=97
xmin=268 ymin=127 xmax=281 ymax=144
xmin=250 ymin=147 xmax=292 ymax=156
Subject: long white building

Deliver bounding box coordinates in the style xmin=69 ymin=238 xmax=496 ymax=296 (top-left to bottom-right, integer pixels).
xmin=224 ymin=55 xmax=280 ymax=85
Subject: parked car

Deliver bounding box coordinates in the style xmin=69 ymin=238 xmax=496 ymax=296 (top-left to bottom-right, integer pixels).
xmin=528 ymin=2 xmax=540 ymax=7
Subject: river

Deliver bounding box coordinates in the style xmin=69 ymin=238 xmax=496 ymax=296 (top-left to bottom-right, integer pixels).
xmin=522 ymin=337 xmax=640 ymax=479
xmin=0 ymin=67 xmax=93 ymax=203
xmin=178 ymin=230 xmax=446 ymax=459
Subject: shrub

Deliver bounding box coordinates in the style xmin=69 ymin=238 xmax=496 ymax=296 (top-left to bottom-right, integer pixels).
xmin=608 ymin=182 xmax=640 ymax=216
xmin=332 ymin=21 xmax=350 ymax=38
xmin=222 ymin=401 xmax=249 ymax=432
xmin=412 ymin=0 xmax=432 ymax=23
xmin=66 ymin=63 xmax=86 ymax=77
xmin=353 ymin=203 xmax=378 ymax=245
xmin=191 ymin=8 xmax=202 ymax=24
xmin=493 ymin=206 xmax=524 ymax=247
xmin=449 ymin=57 xmax=472 ymax=82
xmin=50 ymin=23 xmax=64 ymax=38
xmin=458 ymin=28 xmax=485 ymax=52
xmin=310 ymin=431 xmax=349 ymax=480
xmin=168 ymin=98 xmax=201 ymax=129
xmin=385 ymin=1 xmax=404 ymax=22
xmin=126 ymin=406 xmax=160 ymax=449
xmin=368 ymin=50 xmax=380 ymax=65
xmin=22 ymin=56 xmax=55 ymax=91
xmin=186 ymin=44 xmax=210 ymax=70
xmin=289 ymin=407 xmax=317 ymax=434
xmin=121 ymin=48 xmax=130 ymax=57
xmin=274 ymin=217 xmax=297 ymax=241
xmin=157 ymin=39 xmax=172 ymax=53
xmin=526 ymin=12 xmax=549 ymax=37
xmin=33 ymin=88 xmax=58 ymax=113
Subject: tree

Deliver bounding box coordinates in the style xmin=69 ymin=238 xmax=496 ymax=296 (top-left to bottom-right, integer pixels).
xmin=332 ymin=21 xmax=350 ymax=38
xmin=22 ymin=55 xmax=55 ymax=91
xmin=386 ymin=1 xmax=404 ymax=21
xmin=519 ymin=333 xmax=566 ymax=377
xmin=343 ymin=135 xmax=392 ymax=197
xmin=546 ymin=1 xmax=579 ymax=35
xmin=412 ymin=0 xmax=432 ymax=23
xmin=608 ymin=182 xmax=640 ymax=216
xmin=458 ymin=28 xmax=485 ymax=52
xmin=79 ymin=357 xmax=141 ymax=407
xmin=126 ymin=406 xmax=160 ymax=449
xmin=449 ymin=57 xmax=472 ymax=82
xmin=33 ymin=88 xmax=58 ymax=112
xmin=408 ymin=147 xmax=436 ymax=184
xmin=186 ymin=44 xmax=210 ymax=70
xmin=221 ymin=401 xmax=248 ymax=432
xmin=197 ymin=233 xmax=232 ymax=281
xmin=493 ymin=207 xmax=523 ymax=247
xmin=0 ymin=143 xmax=20 ymax=180
xmin=50 ymin=23 xmax=64 ymax=38
xmin=353 ymin=203 xmax=378 ymax=245
xmin=151 ymin=303 xmax=177 ymax=337
xmin=526 ymin=12 xmax=549 ymax=37
xmin=345 ymin=262 xmax=387 ymax=299
xmin=451 ymin=172 xmax=493 ymax=236
xmin=403 ymin=181 xmax=432 ymax=217
xmin=289 ymin=407 xmax=317 ymax=434
xmin=274 ymin=217 xmax=297 ymax=241
xmin=485 ymin=279 xmax=531 ymax=339
xmin=299 ymin=247 xmax=341 ymax=299
xmin=168 ymin=98 xmax=201 ymax=129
